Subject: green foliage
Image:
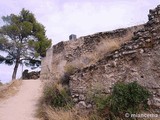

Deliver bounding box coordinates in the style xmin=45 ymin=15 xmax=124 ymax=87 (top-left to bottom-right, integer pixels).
xmin=43 ymin=83 xmax=73 ymax=108
xmin=0 ymin=8 xmax=51 ymax=79
xmin=0 ymin=8 xmax=51 ymax=58
xmin=94 ymin=81 xmax=151 ymax=119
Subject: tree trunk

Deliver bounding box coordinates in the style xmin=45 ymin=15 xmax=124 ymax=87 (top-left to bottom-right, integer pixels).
xmin=12 ymin=58 xmax=20 ymax=80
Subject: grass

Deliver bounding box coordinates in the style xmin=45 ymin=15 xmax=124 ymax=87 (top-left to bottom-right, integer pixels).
xmin=42 ymin=82 xmax=73 ymax=108
xmin=0 ymin=80 xmax=22 ymax=99
xmin=36 ymin=81 xmax=104 ymax=120
xmin=99 ymin=40 xmax=121 ymax=52
xmin=94 ymin=40 xmax=121 ymax=60
xmin=41 ymin=105 xmax=90 ymax=120
xmin=80 ymin=33 xmax=133 ymax=66
xmin=66 ymin=40 xmax=122 ymax=70
xmin=37 ymin=81 xmax=74 ymax=119
xmin=64 ymin=64 xmax=77 ymax=75
xmin=38 ymin=105 xmax=105 ymax=120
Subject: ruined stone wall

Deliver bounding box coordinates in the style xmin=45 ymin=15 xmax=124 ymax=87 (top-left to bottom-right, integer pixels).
xmin=40 ymin=4 xmax=160 ymax=110
xmin=40 ymin=25 xmax=143 ymax=80
xmin=70 ymin=5 xmax=160 ymax=108
xmin=40 ymin=48 xmax=53 ymax=80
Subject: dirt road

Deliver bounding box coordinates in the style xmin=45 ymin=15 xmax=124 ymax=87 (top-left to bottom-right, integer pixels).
xmin=0 ymin=80 xmax=42 ymax=120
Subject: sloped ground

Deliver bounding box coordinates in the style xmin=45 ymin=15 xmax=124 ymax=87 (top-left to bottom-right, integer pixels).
xmin=0 ymin=80 xmax=22 ymax=99
xmin=0 ymin=80 xmax=42 ymax=120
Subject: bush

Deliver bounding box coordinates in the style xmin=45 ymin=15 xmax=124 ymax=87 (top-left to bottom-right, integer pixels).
xmin=43 ymin=83 xmax=73 ymax=108
xmin=64 ymin=64 xmax=77 ymax=75
xmin=61 ymin=64 xmax=77 ymax=86
xmin=94 ymin=81 xmax=151 ymax=119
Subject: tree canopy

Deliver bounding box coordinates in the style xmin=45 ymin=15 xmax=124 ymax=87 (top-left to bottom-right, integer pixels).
xmin=0 ymin=8 xmax=51 ymax=80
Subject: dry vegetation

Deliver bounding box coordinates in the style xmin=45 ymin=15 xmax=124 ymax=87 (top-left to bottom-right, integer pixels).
xmin=36 ymin=81 xmax=101 ymax=120
xmin=63 ymin=34 xmax=133 ymax=71
xmin=52 ymin=30 xmax=134 ymax=81
xmin=39 ymin=26 xmax=148 ymax=120
xmin=99 ymin=39 xmax=121 ymax=52
xmin=64 ymin=64 xmax=77 ymax=75
xmin=41 ymin=105 xmax=90 ymax=120
xmin=93 ymin=31 xmax=133 ymax=60
xmin=62 ymin=40 xmax=122 ymax=74
xmin=0 ymin=80 xmax=22 ymax=100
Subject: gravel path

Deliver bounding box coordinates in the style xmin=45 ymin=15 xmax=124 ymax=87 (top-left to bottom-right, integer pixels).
xmin=0 ymin=80 xmax=42 ymax=120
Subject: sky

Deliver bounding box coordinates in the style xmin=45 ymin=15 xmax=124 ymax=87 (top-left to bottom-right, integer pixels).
xmin=0 ymin=0 xmax=160 ymax=83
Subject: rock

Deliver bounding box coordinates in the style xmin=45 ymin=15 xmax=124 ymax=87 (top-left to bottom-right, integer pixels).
xmin=76 ymin=101 xmax=87 ymax=109
xmin=74 ymin=94 xmax=79 ymax=97
xmin=146 ymin=39 xmax=151 ymax=42
xmin=73 ymin=98 xmax=79 ymax=102
xmin=52 ymin=41 xmax=64 ymax=54
xmin=32 ymin=75 xmax=38 ymax=79
xmin=139 ymin=49 xmax=144 ymax=54
xmin=122 ymin=50 xmax=137 ymax=55
xmin=153 ymin=33 xmax=157 ymax=37
xmin=22 ymin=70 xmax=40 ymax=79
xmin=86 ymin=104 xmax=92 ymax=109
xmin=151 ymin=97 xmax=160 ymax=108
xmin=22 ymin=70 xmax=29 ymax=79
xmin=157 ymin=89 xmax=160 ymax=96
xmin=79 ymin=94 xmax=86 ymax=101
xmin=147 ymin=99 xmax=152 ymax=106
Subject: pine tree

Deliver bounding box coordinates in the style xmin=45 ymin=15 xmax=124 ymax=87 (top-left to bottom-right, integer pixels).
xmin=0 ymin=8 xmax=51 ymax=80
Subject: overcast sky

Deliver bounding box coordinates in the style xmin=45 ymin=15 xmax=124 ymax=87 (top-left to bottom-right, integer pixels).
xmin=0 ymin=0 xmax=160 ymax=83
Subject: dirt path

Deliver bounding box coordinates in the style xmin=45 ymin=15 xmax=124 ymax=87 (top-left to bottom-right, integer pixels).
xmin=0 ymin=79 xmax=42 ymax=120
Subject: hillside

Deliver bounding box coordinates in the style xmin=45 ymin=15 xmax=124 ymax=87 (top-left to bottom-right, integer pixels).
xmin=40 ymin=4 xmax=160 ymax=113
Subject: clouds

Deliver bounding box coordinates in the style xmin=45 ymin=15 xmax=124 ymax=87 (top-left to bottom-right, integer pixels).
xmin=0 ymin=0 xmax=160 ymax=83
xmin=34 ymin=0 xmax=160 ymax=43
xmin=0 ymin=0 xmax=159 ymax=43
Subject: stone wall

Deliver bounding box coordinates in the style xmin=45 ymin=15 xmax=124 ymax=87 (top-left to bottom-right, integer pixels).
xmin=69 ymin=5 xmax=160 ymax=108
xmin=40 ymin=48 xmax=53 ymax=80
xmin=40 ymin=4 xmax=160 ymax=110
xmin=40 ymin=25 xmax=143 ymax=80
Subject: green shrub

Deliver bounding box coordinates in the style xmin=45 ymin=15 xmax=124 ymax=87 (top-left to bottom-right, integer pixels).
xmin=43 ymin=83 xmax=73 ymax=108
xmin=94 ymin=81 xmax=151 ymax=119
